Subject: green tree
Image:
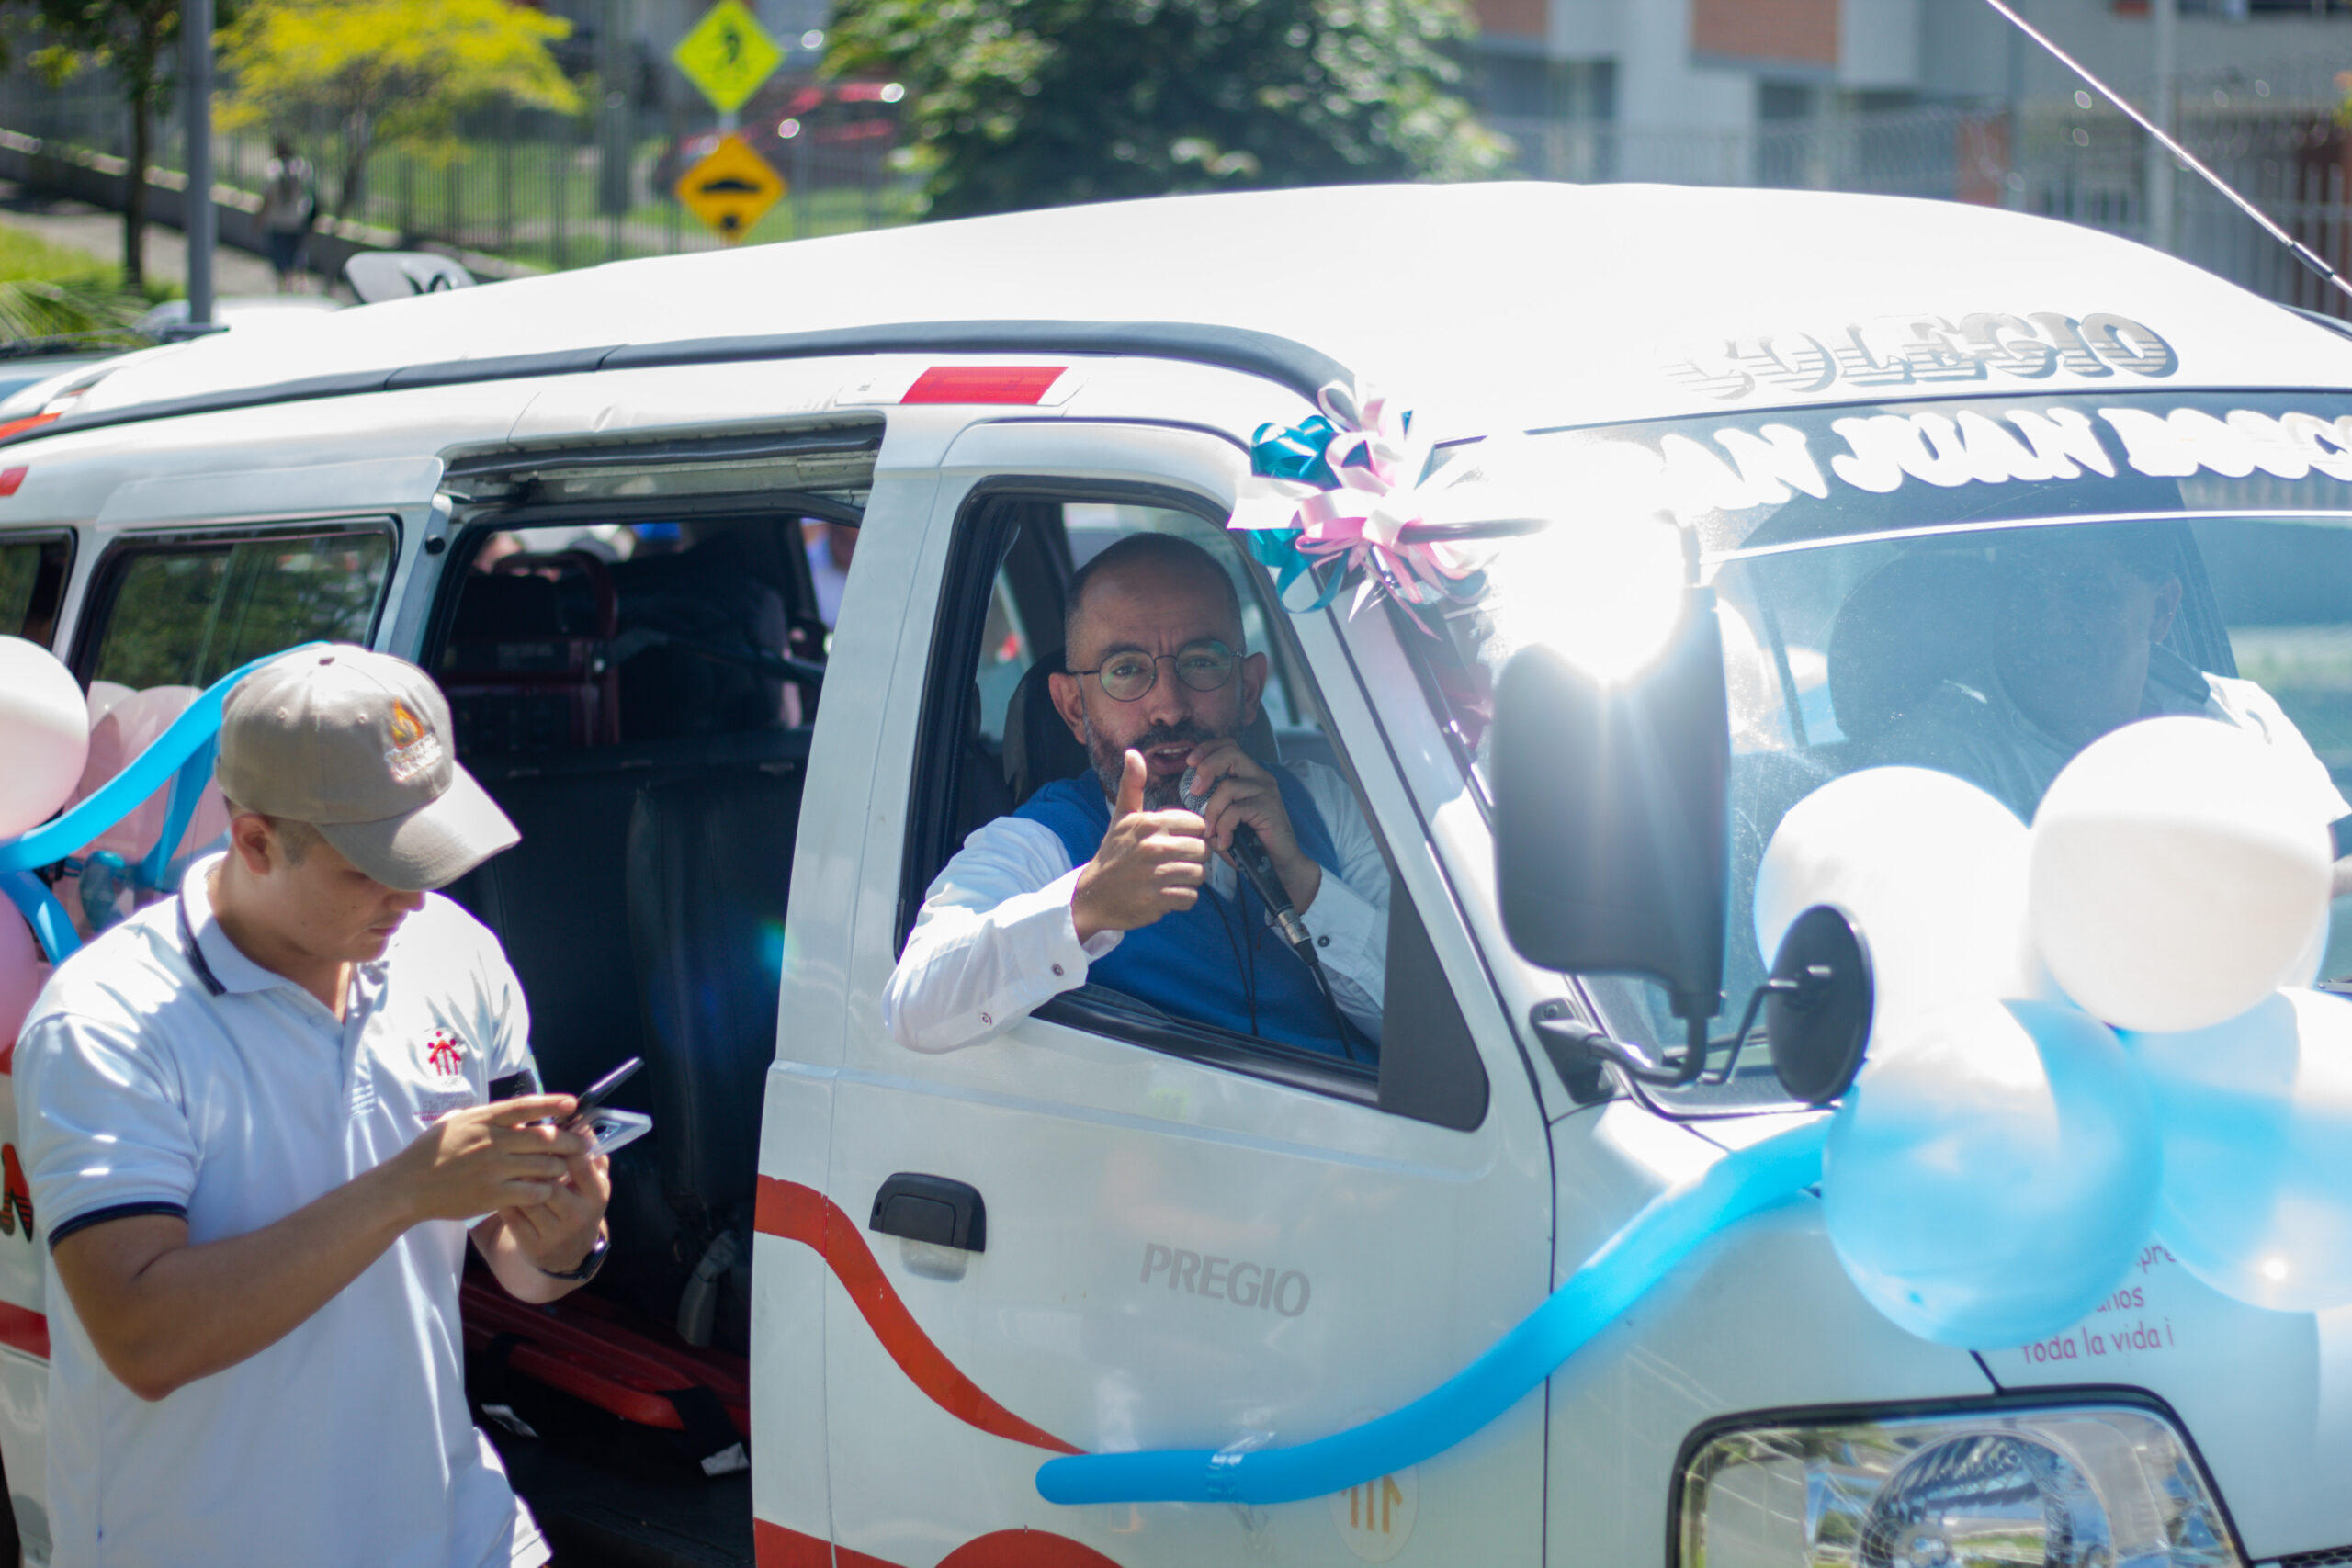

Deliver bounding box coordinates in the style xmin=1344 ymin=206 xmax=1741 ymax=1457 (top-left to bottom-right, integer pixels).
xmin=217 ymin=0 xmax=580 ymax=220
xmin=825 ymin=0 xmax=1505 ymax=219
xmin=17 ymin=0 xmax=187 ymax=291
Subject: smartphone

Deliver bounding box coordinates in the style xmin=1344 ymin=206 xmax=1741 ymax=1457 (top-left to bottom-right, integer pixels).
xmin=564 ymin=1056 xmax=642 ymax=1127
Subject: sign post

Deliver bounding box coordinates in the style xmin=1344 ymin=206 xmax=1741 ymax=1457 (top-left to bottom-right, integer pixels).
xmin=183 ymin=0 xmax=216 ymax=322
xmin=671 ymin=0 xmax=788 ymax=244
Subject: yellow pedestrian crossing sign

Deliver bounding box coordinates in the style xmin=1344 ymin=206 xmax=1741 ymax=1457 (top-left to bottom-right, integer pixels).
xmin=673 ymin=0 xmax=784 ymax=116
xmin=675 ymin=133 xmax=786 ymax=243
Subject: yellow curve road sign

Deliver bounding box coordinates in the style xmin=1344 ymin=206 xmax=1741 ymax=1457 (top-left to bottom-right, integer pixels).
xmin=673 ymin=0 xmax=784 ymax=116
xmin=676 ymin=134 xmax=786 ymax=243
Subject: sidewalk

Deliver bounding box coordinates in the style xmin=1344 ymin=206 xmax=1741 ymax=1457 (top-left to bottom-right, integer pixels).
xmin=0 ymin=179 xmax=311 ymax=298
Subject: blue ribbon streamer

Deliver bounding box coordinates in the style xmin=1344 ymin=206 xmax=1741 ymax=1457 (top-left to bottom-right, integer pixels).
xmin=0 ymin=646 xmax=320 ymax=879
xmin=0 ymin=644 xmax=326 ymax=963
xmin=1035 ymin=1117 xmax=1826 ymax=1507
xmin=140 ymin=736 xmax=220 ymax=896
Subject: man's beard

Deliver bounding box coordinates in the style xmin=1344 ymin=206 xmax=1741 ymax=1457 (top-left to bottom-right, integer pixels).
xmin=1083 ymin=715 xmax=1222 ymax=811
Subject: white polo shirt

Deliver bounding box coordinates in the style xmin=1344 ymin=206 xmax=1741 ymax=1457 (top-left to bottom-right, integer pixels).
xmin=13 ymin=855 xmax=550 ymax=1568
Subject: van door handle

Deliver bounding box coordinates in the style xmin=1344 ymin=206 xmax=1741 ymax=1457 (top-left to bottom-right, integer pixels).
xmin=869 ymin=1173 xmax=987 ymax=1252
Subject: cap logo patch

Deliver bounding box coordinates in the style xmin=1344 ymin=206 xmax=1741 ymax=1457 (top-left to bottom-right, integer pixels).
xmin=424 ymin=1028 xmax=468 ymax=1079
xmin=385 ymin=699 xmax=445 ymax=784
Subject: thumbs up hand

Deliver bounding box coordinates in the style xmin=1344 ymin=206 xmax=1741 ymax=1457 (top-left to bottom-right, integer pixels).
xmin=1071 ymin=749 xmax=1210 ymax=943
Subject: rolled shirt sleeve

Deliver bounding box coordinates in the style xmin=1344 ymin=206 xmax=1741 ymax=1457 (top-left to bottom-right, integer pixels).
xmin=17 ymin=1006 xmax=198 ymax=1247
xmin=883 ymin=817 xmax=1118 ymax=1053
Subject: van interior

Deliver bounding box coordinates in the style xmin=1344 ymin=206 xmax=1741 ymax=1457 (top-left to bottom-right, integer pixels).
xmin=429 ymin=502 xmax=833 ymax=1563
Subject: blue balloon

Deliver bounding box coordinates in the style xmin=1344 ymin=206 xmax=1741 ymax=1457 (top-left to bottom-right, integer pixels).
xmin=2123 ymin=988 xmax=2352 ymax=1313
xmin=1826 ymin=998 xmax=2160 ymax=1347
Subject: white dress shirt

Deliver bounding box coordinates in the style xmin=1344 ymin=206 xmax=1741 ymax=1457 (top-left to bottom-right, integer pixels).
xmin=885 ymin=761 xmax=1389 ymax=1054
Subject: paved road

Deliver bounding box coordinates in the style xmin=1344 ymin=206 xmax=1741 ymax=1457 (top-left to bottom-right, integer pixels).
xmin=0 ymin=180 xmax=335 ymax=299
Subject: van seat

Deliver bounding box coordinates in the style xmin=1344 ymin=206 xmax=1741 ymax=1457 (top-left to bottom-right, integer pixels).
xmin=614 ymin=768 xmax=808 ymax=1348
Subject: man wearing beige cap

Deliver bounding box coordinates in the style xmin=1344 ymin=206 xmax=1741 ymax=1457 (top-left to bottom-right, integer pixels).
xmin=14 ymin=645 xmax=607 ymax=1568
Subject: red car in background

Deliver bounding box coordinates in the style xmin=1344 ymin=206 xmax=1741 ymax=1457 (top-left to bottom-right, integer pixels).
xmin=655 ymin=79 xmax=905 ymax=194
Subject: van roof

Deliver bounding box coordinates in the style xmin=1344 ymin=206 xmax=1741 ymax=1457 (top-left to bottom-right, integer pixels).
xmin=53 ymin=181 xmax=2352 ymax=442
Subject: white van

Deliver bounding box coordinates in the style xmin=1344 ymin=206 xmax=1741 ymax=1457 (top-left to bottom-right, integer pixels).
xmin=0 ymin=181 xmax=2349 ymax=1568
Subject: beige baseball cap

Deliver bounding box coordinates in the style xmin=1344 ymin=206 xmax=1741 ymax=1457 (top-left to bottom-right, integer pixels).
xmin=216 ymin=646 xmax=518 ymax=891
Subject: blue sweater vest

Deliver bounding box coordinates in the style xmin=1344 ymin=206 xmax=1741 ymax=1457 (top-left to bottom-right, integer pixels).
xmin=1018 ymin=769 xmax=1352 ymax=1055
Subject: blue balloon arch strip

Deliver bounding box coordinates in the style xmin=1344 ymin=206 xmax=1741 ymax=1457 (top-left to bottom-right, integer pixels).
xmin=0 ymin=644 xmax=325 ymax=963
xmin=1035 ymin=1116 xmax=1827 ymax=1507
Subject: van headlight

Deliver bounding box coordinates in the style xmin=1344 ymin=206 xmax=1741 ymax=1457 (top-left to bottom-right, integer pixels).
xmin=1677 ymin=1404 xmax=2240 ymax=1568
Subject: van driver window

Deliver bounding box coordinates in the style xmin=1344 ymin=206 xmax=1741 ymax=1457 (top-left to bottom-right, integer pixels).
xmin=887 ymin=501 xmax=1392 ymax=1077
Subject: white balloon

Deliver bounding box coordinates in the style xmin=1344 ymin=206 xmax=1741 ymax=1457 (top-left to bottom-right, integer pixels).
xmin=2030 ymin=717 xmax=2331 ymax=1033
xmin=1755 ymin=767 xmax=2041 ymax=1043
xmin=1826 ymin=998 xmax=2160 ymax=1347
xmin=0 ymin=636 xmax=87 ymax=838
xmin=2124 ymin=988 xmax=2352 ymax=1313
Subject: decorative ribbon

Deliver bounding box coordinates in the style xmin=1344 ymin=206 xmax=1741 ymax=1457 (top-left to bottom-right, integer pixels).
xmin=1035 ymin=1116 xmax=1826 ymax=1506
xmin=0 ymin=644 xmax=324 ymax=963
xmin=1233 ymin=384 xmax=1485 ymax=635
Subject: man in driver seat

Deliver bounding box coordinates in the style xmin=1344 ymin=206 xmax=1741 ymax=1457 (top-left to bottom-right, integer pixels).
xmin=884 ymin=534 xmax=1386 ymax=1057
xmin=1872 ymin=524 xmax=2352 ymax=848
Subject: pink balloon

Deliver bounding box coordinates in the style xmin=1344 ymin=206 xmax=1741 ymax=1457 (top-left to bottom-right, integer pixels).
xmin=75 ymin=685 xmax=201 ymax=863
xmin=84 ymin=680 xmax=132 ymax=729
xmin=0 ymin=906 xmax=44 ymax=1054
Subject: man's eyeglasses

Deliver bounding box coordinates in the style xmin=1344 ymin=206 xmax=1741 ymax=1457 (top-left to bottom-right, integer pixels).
xmin=1069 ymin=640 xmax=1240 ymax=702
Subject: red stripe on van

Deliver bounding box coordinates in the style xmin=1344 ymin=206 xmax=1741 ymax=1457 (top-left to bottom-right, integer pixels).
xmin=753 ymin=1520 xmax=1124 ymax=1568
xmin=754 ymin=1176 xmax=1081 ymax=1455
xmin=0 ymin=1302 xmax=48 ymax=1359
xmin=900 ymin=366 xmax=1065 ymax=405
xmin=0 ymin=412 xmax=58 ymax=445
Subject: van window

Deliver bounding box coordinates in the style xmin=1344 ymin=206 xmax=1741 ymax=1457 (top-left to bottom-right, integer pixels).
xmin=84 ymin=527 xmax=393 ymax=689
xmin=0 ymin=533 xmax=71 ymax=645
xmin=907 ymin=490 xmax=1487 ymax=1125
xmin=51 ymin=525 xmax=394 ymax=932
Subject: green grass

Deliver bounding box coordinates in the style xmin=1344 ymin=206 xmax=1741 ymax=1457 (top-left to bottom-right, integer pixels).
xmin=0 ymin=223 xmax=118 ymax=286
xmin=0 ymin=224 xmax=159 ymax=344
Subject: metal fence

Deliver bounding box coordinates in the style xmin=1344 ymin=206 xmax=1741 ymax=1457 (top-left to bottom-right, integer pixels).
xmin=6 ymin=50 xmax=2352 ymax=310
xmin=1493 ymin=55 xmax=2352 ymax=319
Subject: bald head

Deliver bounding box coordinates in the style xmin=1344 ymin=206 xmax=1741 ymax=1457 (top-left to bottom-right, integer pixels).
xmin=1063 ymin=534 xmax=1243 ymax=663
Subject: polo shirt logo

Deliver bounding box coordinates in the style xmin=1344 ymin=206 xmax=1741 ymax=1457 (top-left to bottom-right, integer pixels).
xmin=385 ymin=699 xmax=445 ymax=784
xmin=424 ymin=1028 xmax=467 ymax=1080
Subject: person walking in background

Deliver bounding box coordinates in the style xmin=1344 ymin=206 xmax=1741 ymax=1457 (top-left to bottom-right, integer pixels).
xmin=260 ymin=139 xmax=318 ymax=293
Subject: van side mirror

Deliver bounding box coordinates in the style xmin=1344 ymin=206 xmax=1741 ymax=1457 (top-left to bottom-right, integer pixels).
xmin=1493 ymin=589 xmax=1876 ymax=1102
xmin=1492 ymin=584 xmax=1731 ymax=1026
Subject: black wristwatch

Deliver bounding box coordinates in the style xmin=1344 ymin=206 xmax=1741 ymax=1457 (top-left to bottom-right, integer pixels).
xmin=537 ymin=1231 xmax=609 ymax=1283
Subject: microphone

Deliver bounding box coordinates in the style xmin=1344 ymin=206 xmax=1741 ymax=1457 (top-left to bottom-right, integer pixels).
xmin=1182 ymin=764 xmax=1316 ymax=959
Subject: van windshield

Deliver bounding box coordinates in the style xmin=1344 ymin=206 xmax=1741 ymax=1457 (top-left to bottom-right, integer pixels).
xmin=1412 ymin=389 xmax=2352 ymax=1108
